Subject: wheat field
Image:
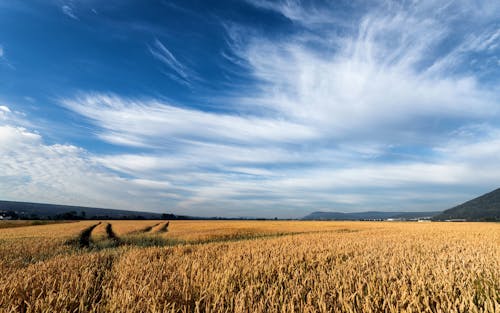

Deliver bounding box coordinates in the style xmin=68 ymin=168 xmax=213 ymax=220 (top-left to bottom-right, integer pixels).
xmin=0 ymin=220 xmax=498 ymax=312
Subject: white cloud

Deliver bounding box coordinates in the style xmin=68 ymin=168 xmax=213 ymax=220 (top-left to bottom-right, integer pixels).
xmin=0 ymin=125 xmax=41 ymax=147
xmin=61 ymin=93 xmax=318 ymax=147
xmin=61 ymin=4 xmax=78 ymax=20
xmin=0 ymin=105 xmax=11 ymax=120
xmin=148 ymin=38 xmax=195 ymax=85
xmin=150 ymin=39 xmax=186 ymax=76
xmin=52 ymin=0 xmax=500 ymax=216
xmin=245 ymin=0 xmax=346 ymax=28
xmin=0 ymin=122 xmax=185 ymax=211
xmin=131 ymin=178 xmax=171 ymax=189
xmin=229 ymin=7 xmax=498 ymax=145
xmin=2 ymin=1 xmax=500 ymax=217
xmin=3 ymin=114 xmax=500 ymax=217
xmin=462 ymin=28 xmax=500 ymax=52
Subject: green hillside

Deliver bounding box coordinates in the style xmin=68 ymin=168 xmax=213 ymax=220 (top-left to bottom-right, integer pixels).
xmin=434 ymin=188 xmax=500 ymax=221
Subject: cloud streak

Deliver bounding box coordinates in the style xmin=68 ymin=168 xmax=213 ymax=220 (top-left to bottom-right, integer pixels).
xmin=61 ymin=93 xmax=318 ymax=147
xmin=61 ymin=4 xmax=78 ymax=20
xmin=2 ymin=0 xmax=500 ymax=217
xmin=148 ymin=38 xmax=197 ymax=85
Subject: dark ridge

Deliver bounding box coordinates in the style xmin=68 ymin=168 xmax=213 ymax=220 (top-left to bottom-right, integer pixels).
xmin=433 ymin=188 xmax=500 ymax=221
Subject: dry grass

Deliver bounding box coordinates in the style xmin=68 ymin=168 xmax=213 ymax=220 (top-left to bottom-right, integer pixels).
xmin=0 ymin=221 xmax=498 ymax=312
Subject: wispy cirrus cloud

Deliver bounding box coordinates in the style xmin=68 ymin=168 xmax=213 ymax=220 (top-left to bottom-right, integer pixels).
xmin=3 ymin=100 xmax=500 ymax=216
xmin=52 ymin=0 xmax=499 ymax=216
xmin=61 ymin=93 xmax=318 ymax=147
xmin=0 ymin=44 xmax=15 ymax=69
xmin=61 ymin=3 xmax=78 ymax=20
xmin=2 ymin=0 xmax=500 ymax=217
xmin=231 ymin=0 xmax=499 ymax=144
xmin=148 ymin=38 xmax=198 ymax=85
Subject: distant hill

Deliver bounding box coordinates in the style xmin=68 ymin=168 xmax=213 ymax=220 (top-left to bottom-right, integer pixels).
xmin=0 ymin=200 xmax=253 ymax=220
xmin=0 ymin=200 xmax=168 ymax=220
xmin=433 ymin=188 xmax=500 ymax=221
xmin=303 ymin=211 xmax=440 ymax=221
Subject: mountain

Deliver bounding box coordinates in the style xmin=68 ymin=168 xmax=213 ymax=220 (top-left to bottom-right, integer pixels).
xmin=0 ymin=200 xmax=166 ymax=220
xmin=433 ymin=188 xmax=500 ymax=221
xmin=302 ymin=211 xmax=440 ymax=220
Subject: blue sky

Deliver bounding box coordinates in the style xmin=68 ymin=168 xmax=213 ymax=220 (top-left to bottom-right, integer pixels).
xmin=0 ymin=0 xmax=499 ymax=217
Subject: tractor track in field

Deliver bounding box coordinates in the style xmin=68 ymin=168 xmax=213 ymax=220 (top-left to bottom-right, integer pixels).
xmin=75 ymin=222 xmax=359 ymax=251
xmin=78 ymin=222 xmax=101 ymax=248
xmin=73 ymin=222 xmax=122 ymax=249
xmin=105 ymin=223 xmax=120 ymax=244
xmin=101 ymin=223 xmax=123 ymax=247
xmin=131 ymin=222 xmax=161 ymax=234
xmin=156 ymin=221 xmax=169 ymax=233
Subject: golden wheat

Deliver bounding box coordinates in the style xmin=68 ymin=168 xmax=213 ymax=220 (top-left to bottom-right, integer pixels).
xmin=103 ymin=220 xmax=165 ymax=235
xmin=0 ymin=221 xmax=498 ymax=312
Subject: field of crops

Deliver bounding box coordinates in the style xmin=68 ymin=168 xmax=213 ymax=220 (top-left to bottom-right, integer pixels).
xmin=0 ymin=220 xmax=498 ymax=312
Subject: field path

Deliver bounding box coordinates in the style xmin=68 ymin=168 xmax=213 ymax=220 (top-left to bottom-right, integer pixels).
xmin=155 ymin=221 xmax=169 ymax=233
xmin=78 ymin=222 xmax=101 ymax=248
xmin=132 ymin=222 xmax=161 ymax=234
xmin=105 ymin=223 xmax=120 ymax=243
